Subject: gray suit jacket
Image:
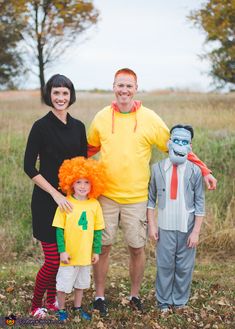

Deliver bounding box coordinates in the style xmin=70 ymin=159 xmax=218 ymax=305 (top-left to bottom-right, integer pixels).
xmin=147 ymin=159 xmax=205 ymax=215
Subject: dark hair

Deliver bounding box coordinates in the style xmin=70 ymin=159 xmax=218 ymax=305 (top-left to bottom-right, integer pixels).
xmin=170 ymin=124 xmax=194 ymax=139
xmin=43 ymin=74 xmax=76 ymax=107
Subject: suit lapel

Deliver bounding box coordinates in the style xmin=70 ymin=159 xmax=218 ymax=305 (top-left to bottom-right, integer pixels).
xmin=184 ymin=161 xmax=194 ymax=190
xmin=158 ymin=160 xmax=166 ymax=186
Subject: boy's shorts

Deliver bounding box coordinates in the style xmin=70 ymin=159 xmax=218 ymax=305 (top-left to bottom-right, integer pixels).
xmin=98 ymin=196 xmax=148 ymax=248
xmin=56 ymin=265 xmax=91 ymax=293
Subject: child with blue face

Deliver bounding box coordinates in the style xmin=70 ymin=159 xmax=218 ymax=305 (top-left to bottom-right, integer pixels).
xmin=147 ymin=124 xmax=205 ymax=313
xmin=168 ymin=125 xmax=193 ymax=165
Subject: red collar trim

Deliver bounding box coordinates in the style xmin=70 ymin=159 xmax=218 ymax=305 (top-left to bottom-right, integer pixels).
xmin=111 ymin=100 xmax=141 ymax=113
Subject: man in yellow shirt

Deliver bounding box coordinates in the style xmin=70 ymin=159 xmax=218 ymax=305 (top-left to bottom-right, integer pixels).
xmin=88 ymin=68 xmax=217 ymax=316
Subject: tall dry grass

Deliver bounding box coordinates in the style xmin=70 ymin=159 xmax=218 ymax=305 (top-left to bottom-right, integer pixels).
xmin=0 ymin=90 xmax=234 ymax=261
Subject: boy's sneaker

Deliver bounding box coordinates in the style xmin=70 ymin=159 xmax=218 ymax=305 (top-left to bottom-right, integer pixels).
xmin=31 ymin=307 xmax=48 ymax=319
xmin=158 ymin=303 xmax=171 ymax=314
xmin=174 ymin=304 xmax=187 ymax=309
xmin=130 ymin=297 xmax=143 ymax=312
xmin=72 ymin=307 xmax=91 ymax=320
xmin=160 ymin=307 xmax=170 ymax=314
xmin=46 ymin=300 xmax=59 ymax=312
xmin=56 ymin=309 xmax=68 ymax=321
xmin=174 ymin=305 xmax=189 ymax=313
xmin=93 ymin=298 xmax=108 ymax=317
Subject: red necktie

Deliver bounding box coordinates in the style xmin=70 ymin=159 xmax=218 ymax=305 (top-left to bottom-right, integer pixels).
xmin=170 ymin=164 xmax=178 ymax=199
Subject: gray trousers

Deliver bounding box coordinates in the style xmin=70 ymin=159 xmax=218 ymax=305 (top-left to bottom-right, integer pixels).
xmin=156 ymin=227 xmax=196 ymax=307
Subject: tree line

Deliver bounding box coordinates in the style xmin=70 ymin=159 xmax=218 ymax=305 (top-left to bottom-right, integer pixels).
xmin=0 ymin=0 xmax=234 ymax=96
xmin=189 ymin=0 xmax=235 ymax=89
xmin=0 ymin=0 xmax=99 ymax=98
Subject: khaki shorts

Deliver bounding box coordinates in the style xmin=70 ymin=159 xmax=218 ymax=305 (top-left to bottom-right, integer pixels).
xmin=56 ymin=265 xmax=91 ymax=293
xmin=98 ymin=196 xmax=148 ymax=248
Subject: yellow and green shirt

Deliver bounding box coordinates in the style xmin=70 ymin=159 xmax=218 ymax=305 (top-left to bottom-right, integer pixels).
xmin=52 ymin=196 xmax=105 ymax=266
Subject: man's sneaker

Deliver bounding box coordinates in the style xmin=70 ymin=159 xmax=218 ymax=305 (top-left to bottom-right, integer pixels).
xmin=56 ymin=309 xmax=68 ymax=321
xmin=93 ymin=298 xmax=108 ymax=317
xmin=31 ymin=307 xmax=48 ymax=319
xmin=130 ymin=297 xmax=143 ymax=312
xmin=46 ymin=300 xmax=59 ymax=312
xmin=72 ymin=307 xmax=91 ymax=320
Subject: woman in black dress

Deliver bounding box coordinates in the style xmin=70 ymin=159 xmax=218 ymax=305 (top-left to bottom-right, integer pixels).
xmin=24 ymin=74 xmax=87 ymax=318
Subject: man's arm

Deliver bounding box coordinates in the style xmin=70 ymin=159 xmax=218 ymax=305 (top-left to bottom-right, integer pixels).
xmin=147 ymin=208 xmax=158 ymax=242
xmin=87 ymin=114 xmax=101 ymax=157
xmin=150 ymin=115 xmax=217 ymax=190
xmin=188 ymin=152 xmax=217 ymax=190
xmin=147 ymin=167 xmax=159 ymax=242
xmin=87 ymin=144 xmax=100 ymax=157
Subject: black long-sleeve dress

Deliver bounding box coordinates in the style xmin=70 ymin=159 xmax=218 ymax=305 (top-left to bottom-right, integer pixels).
xmin=24 ymin=111 xmax=87 ymax=243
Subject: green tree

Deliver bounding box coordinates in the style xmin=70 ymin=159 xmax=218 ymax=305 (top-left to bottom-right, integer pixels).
xmin=0 ymin=0 xmax=99 ymax=96
xmin=0 ymin=1 xmax=27 ymax=89
xmin=189 ymin=0 xmax=235 ymax=87
xmin=23 ymin=1 xmax=99 ymax=98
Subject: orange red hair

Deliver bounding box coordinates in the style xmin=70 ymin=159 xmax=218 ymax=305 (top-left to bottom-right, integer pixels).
xmin=114 ymin=68 xmax=137 ymax=82
xmin=58 ymin=157 xmax=106 ymax=199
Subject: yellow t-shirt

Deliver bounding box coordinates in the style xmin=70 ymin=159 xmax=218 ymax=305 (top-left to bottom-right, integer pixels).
xmin=88 ymin=105 xmax=169 ymax=203
xmin=52 ymin=196 xmax=105 ymax=266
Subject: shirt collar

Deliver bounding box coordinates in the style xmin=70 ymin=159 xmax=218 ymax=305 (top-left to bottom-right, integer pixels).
xmin=164 ymin=158 xmax=187 ymax=172
xmin=111 ymin=100 xmax=141 ymax=113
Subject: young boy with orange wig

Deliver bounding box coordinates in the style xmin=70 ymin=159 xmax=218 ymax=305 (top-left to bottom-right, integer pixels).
xmin=52 ymin=157 xmax=106 ymax=321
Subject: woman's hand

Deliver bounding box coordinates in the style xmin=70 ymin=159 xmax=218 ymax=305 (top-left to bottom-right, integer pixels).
xmin=32 ymin=174 xmax=73 ymax=212
xmin=52 ymin=190 xmax=73 ymax=213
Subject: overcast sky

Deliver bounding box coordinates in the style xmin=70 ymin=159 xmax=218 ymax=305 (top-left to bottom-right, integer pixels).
xmin=28 ymin=0 xmax=214 ymax=91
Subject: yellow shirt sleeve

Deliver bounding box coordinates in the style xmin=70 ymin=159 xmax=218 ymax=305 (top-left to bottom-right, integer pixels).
xmin=52 ymin=207 xmax=66 ymax=229
xmin=150 ymin=112 xmax=170 ymax=153
xmin=88 ymin=115 xmax=101 ymax=147
xmin=94 ymin=201 xmax=105 ymax=231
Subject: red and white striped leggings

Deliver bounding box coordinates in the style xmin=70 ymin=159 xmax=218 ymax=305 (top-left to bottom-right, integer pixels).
xmin=31 ymin=242 xmax=60 ymax=311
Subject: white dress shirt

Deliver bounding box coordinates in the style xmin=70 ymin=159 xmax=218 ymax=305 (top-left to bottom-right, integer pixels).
xmin=157 ymin=158 xmax=194 ymax=233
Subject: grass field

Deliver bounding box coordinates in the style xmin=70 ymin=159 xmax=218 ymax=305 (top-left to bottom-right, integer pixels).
xmin=0 ymin=252 xmax=234 ymax=328
xmin=0 ymin=90 xmax=235 ymax=328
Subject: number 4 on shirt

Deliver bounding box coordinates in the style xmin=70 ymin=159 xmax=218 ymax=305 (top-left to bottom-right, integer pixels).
xmin=78 ymin=211 xmax=88 ymax=230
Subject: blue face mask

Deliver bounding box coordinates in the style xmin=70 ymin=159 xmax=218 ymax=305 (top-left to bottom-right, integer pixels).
xmin=168 ymin=128 xmax=192 ymax=165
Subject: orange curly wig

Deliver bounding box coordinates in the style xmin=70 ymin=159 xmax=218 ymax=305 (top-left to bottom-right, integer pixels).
xmin=58 ymin=157 xmax=107 ymax=199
